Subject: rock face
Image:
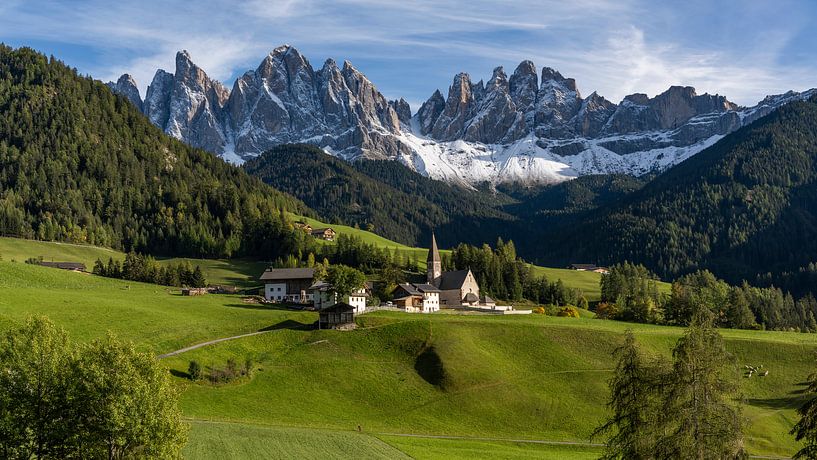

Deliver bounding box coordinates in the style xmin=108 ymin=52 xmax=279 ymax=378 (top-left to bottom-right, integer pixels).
xmin=112 ymin=46 xmax=408 ymax=162
xmin=109 ymin=46 xmax=816 ymax=184
xmin=106 ymin=74 xmax=143 ymax=112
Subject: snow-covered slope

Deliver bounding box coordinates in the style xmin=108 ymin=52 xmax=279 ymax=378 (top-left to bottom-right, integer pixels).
xmin=108 ymin=46 xmax=817 ymax=186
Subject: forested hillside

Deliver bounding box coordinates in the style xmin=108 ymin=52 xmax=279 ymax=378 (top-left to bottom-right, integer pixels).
xmin=539 ymin=97 xmax=817 ymax=295
xmin=0 ymin=45 xmax=310 ymax=259
xmin=244 ymin=144 xmax=517 ymax=247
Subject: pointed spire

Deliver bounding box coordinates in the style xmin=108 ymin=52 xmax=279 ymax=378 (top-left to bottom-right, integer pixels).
xmin=427 ymin=232 xmax=442 ymax=286
xmin=428 ymin=232 xmax=440 ymax=263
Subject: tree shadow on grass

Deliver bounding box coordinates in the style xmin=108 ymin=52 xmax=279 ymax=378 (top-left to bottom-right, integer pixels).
xmin=224 ymin=302 xmax=309 ymax=312
xmin=169 ymin=369 xmax=190 ymax=379
xmin=415 ymin=346 xmax=446 ymax=388
xmin=747 ymin=384 xmax=811 ymax=410
xmin=259 ymin=319 xmax=316 ymax=332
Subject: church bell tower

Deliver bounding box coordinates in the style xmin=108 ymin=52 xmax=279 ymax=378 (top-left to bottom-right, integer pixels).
xmin=427 ymin=232 xmax=442 ymax=286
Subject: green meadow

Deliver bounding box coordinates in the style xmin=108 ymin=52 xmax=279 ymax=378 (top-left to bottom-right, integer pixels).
xmin=1 ymin=258 xmax=814 ymax=458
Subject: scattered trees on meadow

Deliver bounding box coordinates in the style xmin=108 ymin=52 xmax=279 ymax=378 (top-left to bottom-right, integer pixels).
xmin=600 ymin=262 xmax=817 ymax=333
xmin=93 ymin=252 xmax=206 ymax=287
xmin=595 ymin=309 xmax=745 ymax=459
xmin=0 ymin=317 xmax=187 ymax=458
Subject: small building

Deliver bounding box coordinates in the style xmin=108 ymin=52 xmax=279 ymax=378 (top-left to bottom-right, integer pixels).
xmin=294 ymin=221 xmax=313 ymax=233
xmin=318 ymin=302 xmax=356 ymax=330
xmin=569 ymin=263 xmax=599 ymax=271
xmin=393 ymin=283 xmax=441 ymax=313
xmin=260 ymin=267 xmax=316 ymax=303
xmin=182 ymin=287 xmax=208 ymax=296
xmin=310 ymin=228 xmax=336 ymax=241
xmin=207 ymin=285 xmax=237 ymax=294
xmin=39 ymin=261 xmax=86 ymax=272
xmin=311 ymin=281 xmax=369 ymax=313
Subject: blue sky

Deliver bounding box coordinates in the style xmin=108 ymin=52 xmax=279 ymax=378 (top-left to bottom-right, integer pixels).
xmin=1 ymin=0 xmax=815 ymax=110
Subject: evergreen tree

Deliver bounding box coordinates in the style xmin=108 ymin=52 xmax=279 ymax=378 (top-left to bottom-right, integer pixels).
xmin=657 ymin=308 xmax=745 ymax=459
xmin=593 ymin=330 xmax=664 ymax=459
xmin=792 ymin=355 xmax=817 ymax=459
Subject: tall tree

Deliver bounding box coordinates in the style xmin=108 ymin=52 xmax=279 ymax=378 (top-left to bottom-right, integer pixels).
xmin=791 ymin=355 xmax=817 ymax=459
xmin=657 ymin=308 xmax=745 ymax=459
xmin=593 ymin=330 xmax=665 ymax=459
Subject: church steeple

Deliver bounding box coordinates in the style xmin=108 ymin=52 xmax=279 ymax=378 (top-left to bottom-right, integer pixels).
xmin=427 ymin=232 xmax=442 ymax=285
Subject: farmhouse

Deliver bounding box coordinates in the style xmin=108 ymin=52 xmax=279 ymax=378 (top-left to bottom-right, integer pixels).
xmin=39 ymin=261 xmax=86 ymax=272
xmin=260 ymin=267 xmax=315 ymax=303
xmin=317 ymin=302 xmax=356 ymax=330
xmin=426 ymin=233 xmax=482 ymax=307
xmin=569 ymin=263 xmax=608 ymax=274
xmin=311 ymin=280 xmax=370 ymax=313
xmin=310 ymin=227 xmax=336 ymax=241
xmin=393 ymin=283 xmax=440 ymax=313
xmin=294 ymin=221 xmax=313 ymax=233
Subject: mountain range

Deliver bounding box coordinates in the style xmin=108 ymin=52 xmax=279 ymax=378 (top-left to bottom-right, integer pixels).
xmin=109 ymin=45 xmax=816 ymax=185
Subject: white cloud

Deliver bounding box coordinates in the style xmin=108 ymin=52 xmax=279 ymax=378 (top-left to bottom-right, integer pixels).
xmin=0 ymin=0 xmax=813 ymax=106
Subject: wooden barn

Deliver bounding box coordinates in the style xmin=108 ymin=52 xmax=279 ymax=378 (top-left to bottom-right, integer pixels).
xmin=318 ymin=302 xmax=356 ymax=330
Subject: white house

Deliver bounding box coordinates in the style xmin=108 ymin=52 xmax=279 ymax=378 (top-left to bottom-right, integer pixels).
xmin=260 ymin=267 xmax=316 ymax=303
xmin=310 ymin=281 xmax=370 ymax=314
xmin=393 ymin=283 xmax=441 ymax=313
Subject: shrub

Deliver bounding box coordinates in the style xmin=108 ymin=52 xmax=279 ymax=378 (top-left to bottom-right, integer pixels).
xmin=533 ymin=306 xmax=546 ymax=314
xmin=556 ymin=306 xmax=580 ymax=318
xmin=595 ymin=302 xmax=620 ymax=319
xmin=188 ymin=361 xmax=202 ymax=381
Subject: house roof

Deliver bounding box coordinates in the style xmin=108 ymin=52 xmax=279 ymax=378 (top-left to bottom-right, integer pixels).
xmin=260 ymin=267 xmax=315 ymax=281
xmin=570 ymin=264 xmax=598 ymax=271
xmin=480 ymin=294 xmax=495 ymax=304
xmin=320 ymin=302 xmax=355 ymax=313
xmin=40 ymin=262 xmax=86 ymax=270
xmin=415 ymin=283 xmax=441 ymax=293
xmin=464 ymin=292 xmax=479 ymax=303
xmin=395 ymin=283 xmax=421 ymax=296
xmin=438 ymin=269 xmax=471 ymax=290
xmin=311 ymin=228 xmax=335 ymax=234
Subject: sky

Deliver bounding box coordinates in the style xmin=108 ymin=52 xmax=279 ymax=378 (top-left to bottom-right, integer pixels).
xmin=1 ymin=0 xmax=816 ymax=110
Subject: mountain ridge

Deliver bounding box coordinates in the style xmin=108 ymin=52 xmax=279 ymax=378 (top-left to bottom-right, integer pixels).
xmin=109 ymin=46 xmax=816 ymax=185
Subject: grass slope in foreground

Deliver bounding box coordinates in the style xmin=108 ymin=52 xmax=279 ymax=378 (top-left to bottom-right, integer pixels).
xmin=0 ymin=260 xmax=812 ymax=458
xmin=166 ymin=312 xmax=813 ymax=458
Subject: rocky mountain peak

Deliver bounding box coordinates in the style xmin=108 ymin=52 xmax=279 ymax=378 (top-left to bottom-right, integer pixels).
xmin=487 ymin=66 xmax=509 ymax=91
xmin=416 ymin=89 xmax=446 ymax=135
xmin=119 ymin=47 xmax=814 ymax=186
xmin=106 ymin=73 xmax=143 ymax=112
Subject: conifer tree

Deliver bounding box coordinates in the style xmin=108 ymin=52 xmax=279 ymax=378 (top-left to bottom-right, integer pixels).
xmin=657 ymin=307 xmax=745 ymax=459
xmin=791 ymin=354 xmax=817 ymax=459
xmin=593 ymin=330 xmax=664 ymax=459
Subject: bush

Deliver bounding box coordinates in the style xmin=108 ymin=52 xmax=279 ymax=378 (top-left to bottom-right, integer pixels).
xmin=556 ymin=306 xmax=580 ymax=318
xmin=533 ymin=306 xmax=546 ymax=314
xmin=188 ymin=360 xmax=202 ymax=381
xmin=0 ymin=317 xmax=187 ymax=458
xmin=208 ymin=357 xmax=253 ymax=384
xmin=595 ymin=302 xmax=620 ymax=319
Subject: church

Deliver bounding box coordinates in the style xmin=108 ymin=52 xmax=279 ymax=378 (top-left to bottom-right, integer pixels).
xmin=426 ymin=233 xmax=484 ymax=307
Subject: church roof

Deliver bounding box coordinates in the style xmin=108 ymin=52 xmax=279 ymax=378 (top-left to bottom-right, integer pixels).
xmin=438 ymin=269 xmax=471 ymax=290
xmin=427 ymin=232 xmax=440 ymax=264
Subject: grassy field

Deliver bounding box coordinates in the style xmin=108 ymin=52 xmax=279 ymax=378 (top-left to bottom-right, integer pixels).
xmin=0 ymin=228 xmax=624 ymax=300
xmin=0 ymin=260 xmax=311 ymax=352
xmin=1 ymin=259 xmax=814 ymax=457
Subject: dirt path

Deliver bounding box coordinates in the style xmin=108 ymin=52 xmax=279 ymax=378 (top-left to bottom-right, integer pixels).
xmin=157 ymin=330 xmax=273 ymax=359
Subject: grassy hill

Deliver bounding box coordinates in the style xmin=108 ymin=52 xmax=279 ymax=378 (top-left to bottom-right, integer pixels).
xmin=1 ymin=224 xmax=623 ymax=300
xmin=0 ymin=259 xmax=812 ymax=458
